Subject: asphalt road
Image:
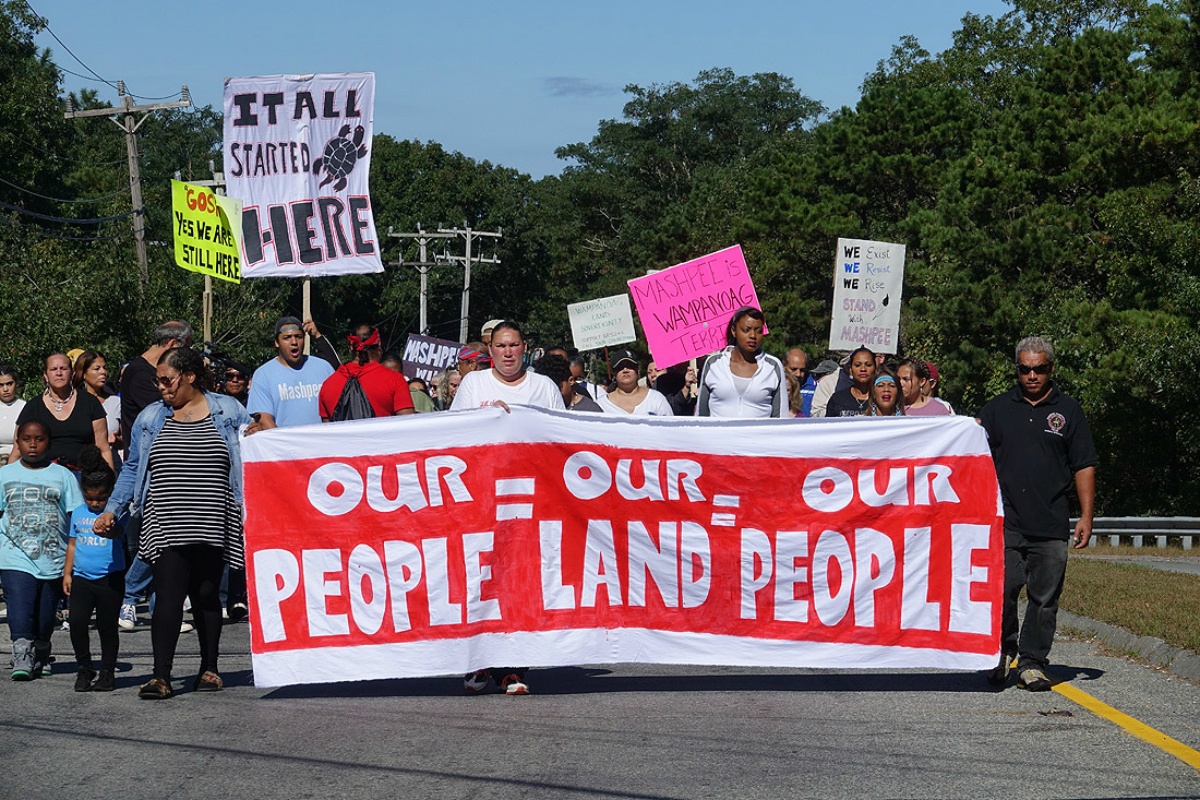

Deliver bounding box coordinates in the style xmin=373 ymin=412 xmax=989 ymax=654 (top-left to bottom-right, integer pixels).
xmin=1 ymin=617 xmax=1197 ymax=799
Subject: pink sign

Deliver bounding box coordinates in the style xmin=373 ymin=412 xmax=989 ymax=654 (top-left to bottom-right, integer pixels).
xmin=628 ymin=245 xmax=762 ymax=368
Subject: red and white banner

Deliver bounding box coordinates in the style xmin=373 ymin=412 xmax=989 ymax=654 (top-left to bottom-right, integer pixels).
xmin=241 ymin=409 xmax=1003 ymax=688
xmin=223 ymin=72 xmax=383 ymax=278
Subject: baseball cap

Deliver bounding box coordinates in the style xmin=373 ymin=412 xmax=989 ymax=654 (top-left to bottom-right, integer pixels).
xmin=274 ymin=316 xmax=303 ymax=337
xmin=611 ymin=349 xmax=639 ymax=371
xmin=481 ymin=319 xmax=504 ymax=337
xmin=812 ymin=359 xmax=839 ymax=377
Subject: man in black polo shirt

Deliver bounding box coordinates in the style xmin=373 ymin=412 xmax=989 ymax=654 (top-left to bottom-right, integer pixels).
xmin=978 ymin=336 xmax=1097 ymax=692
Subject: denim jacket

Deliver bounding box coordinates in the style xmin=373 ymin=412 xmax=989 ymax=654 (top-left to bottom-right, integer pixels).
xmin=104 ymin=392 xmax=252 ymax=519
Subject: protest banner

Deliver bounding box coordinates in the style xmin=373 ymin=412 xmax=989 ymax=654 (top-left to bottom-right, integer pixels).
xmin=402 ymin=333 xmax=465 ymax=382
xmin=241 ymin=409 xmax=1003 ymax=688
xmin=627 ymin=245 xmax=762 ymax=368
xmin=829 ymin=238 xmax=906 ymax=354
xmin=170 ymin=180 xmax=242 ymax=283
xmin=223 ymin=72 xmax=383 ymax=278
xmin=568 ymin=294 xmax=637 ymax=351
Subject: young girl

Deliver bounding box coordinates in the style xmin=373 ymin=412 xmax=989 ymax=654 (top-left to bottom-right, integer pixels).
xmin=0 ymin=420 xmax=82 ymax=680
xmin=63 ymin=445 xmax=124 ymax=691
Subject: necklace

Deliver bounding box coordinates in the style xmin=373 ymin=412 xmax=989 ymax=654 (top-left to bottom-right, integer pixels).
xmin=46 ymin=386 xmax=74 ymax=413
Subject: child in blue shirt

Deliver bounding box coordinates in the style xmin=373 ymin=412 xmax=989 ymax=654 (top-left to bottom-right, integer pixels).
xmin=63 ymin=445 xmax=124 ymax=692
xmin=0 ymin=420 xmax=82 ymax=680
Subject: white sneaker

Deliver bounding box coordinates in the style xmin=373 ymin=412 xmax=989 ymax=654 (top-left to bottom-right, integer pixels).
xmin=180 ymin=621 xmax=194 ymax=634
xmin=463 ymin=670 xmax=490 ymax=693
xmin=118 ymin=604 xmax=137 ymax=631
xmin=501 ymin=673 xmax=529 ymax=695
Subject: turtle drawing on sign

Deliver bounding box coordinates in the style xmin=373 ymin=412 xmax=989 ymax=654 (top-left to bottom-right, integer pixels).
xmin=312 ymin=124 xmax=368 ymax=191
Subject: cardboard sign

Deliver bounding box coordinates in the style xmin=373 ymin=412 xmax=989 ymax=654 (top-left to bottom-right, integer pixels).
xmin=170 ymin=180 xmax=242 ymax=283
xmin=828 ymin=238 xmax=906 ymax=354
xmin=223 ymin=72 xmax=383 ymax=278
xmin=627 ymin=245 xmax=762 ymax=368
xmin=568 ymin=294 xmax=636 ymax=351
xmin=401 ymin=333 xmax=464 ymax=382
xmin=241 ymin=409 xmax=1003 ymax=687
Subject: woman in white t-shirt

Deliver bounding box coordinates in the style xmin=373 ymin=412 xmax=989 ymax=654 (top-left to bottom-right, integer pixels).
xmin=451 ymin=321 xmax=563 ymax=413
xmin=596 ymin=349 xmax=673 ymax=416
xmin=0 ymin=365 xmax=27 ymax=459
xmin=697 ymin=306 xmax=785 ymax=418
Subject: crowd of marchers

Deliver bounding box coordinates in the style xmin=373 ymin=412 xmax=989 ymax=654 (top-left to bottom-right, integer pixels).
xmin=0 ymin=304 xmax=1095 ymax=699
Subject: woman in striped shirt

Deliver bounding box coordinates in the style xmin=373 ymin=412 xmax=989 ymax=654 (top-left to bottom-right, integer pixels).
xmin=94 ymin=347 xmax=252 ymax=699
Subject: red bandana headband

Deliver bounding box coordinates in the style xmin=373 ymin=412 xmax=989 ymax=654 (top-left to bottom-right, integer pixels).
xmin=347 ymin=328 xmax=381 ymax=352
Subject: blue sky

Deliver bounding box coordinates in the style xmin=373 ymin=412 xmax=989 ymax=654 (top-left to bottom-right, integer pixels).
xmin=33 ymin=1 xmax=1012 ymax=178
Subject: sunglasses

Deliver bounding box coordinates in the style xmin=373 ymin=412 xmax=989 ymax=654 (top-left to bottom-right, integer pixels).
xmin=225 ymin=372 xmax=246 ymax=381
xmin=1016 ymin=364 xmax=1052 ymax=375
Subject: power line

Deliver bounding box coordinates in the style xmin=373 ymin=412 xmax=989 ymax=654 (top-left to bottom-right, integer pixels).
xmin=4 ymin=133 xmax=127 ymax=166
xmin=24 ymin=1 xmax=118 ymax=91
xmin=0 ymin=174 xmax=134 ymax=204
xmin=26 ymin=2 xmax=185 ymax=101
xmin=0 ymin=198 xmax=137 ymax=224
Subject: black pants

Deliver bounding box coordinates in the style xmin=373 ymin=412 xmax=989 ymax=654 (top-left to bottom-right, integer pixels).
xmin=150 ymin=544 xmax=225 ymax=680
xmin=1002 ymin=528 xmax=1069 ymax=670
xmin=69 ymin=572 xmax=125 ymax=671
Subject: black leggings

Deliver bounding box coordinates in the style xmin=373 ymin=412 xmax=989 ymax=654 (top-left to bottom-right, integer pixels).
xmin=149 ymin=544 xmax=225 ymax=680
xmin=68 ymin=572 xmax=125 ymax=671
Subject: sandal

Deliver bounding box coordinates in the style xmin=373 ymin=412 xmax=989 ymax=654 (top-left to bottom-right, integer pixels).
xmin=195 ymin=670 xmax=224 ymax=692
xmin=138 ymin=677 xmax=172 ymax=700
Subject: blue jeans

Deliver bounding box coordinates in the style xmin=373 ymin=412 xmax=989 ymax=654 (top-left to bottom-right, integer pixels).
xmin=0 ymin=569 xmax=59 ymax=643
xmin=123 ymin=555 xmax=155 ymax=612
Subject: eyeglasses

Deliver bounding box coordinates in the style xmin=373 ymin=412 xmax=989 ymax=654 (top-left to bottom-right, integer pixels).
xmin=1016 ymin=364 xmax=1052 ymax=375
xmin=155 ymin=374 xmax=181 ymax=388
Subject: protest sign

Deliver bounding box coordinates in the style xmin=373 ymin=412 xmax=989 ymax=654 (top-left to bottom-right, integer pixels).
xmin=627 ymin=245 xmax=762 ymax=368
xmin=829 ymin=238 xmax=905 ymax=354
xmin=170 ymin=180 xmax=242 ymax=283
xmin=223 ymin=72 xmax=383 ymax=278
xmin=568 ymin=294 xmax=636 ymax=351
xmin=402 ymin=333 xmax=465 ymax=382
xmin=241 ymin=409 xmax=1003 ymax=688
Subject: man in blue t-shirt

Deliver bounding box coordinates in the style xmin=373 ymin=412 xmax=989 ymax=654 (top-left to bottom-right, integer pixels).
xmin=247 ymin=316 xmax=334 ymax=431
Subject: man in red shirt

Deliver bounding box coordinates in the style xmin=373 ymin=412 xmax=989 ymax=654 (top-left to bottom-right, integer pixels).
xmin=318 ymin=325 xmax=416 ymax=420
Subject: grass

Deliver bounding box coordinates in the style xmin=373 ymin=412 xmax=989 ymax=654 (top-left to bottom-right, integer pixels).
xmin=1061 ymin=557 xmax=1200 ymax=654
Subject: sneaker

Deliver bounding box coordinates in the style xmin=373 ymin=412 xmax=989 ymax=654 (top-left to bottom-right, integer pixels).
xmin=180 ymin=620 xmax=194 ymax=634
xmin=986 ymin=653 xmax=1016 ymax=687
xmin=501 ymin=673 xmax=529 ymax=695
xmin=463 ymin=670 xmax=490 ymax=693
xmin=93 ymin=669 xmax=115 ymax=692
xmin=1016 ymin=666 xmax=1053 ymax=692
xmin=61 ymin=619 xmax=70 ymax=631
xmin=74 ymin=667 xmax=96 ymax=692
xmin=229 ymin=602 xmax=248 ymax=623
xmin=138 ymin=677 xmax=172 ymax=700
xmin=10 ymin=639 xmax=33 ymax=681
xmin=118 ymin=604 xmax=137 ymax=631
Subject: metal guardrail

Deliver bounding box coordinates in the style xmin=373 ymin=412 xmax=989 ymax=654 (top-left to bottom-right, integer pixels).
xmin=1072 ymin=517 xmax=1200 ymax=549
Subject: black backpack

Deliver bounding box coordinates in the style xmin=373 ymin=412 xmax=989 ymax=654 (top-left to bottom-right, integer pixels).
xmin=330 ymin=374 xmax=375 ymax=421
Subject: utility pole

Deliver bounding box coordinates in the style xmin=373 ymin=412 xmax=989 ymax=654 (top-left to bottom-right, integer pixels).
xmin=65 ymin=81 xmax=192 ymax=290
xmin=436 ymin=223 xmax=502 ymax=343
xmin=388 ymin=226 xmax=455 ymax=335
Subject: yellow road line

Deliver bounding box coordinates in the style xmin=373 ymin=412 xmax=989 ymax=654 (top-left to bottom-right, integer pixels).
xmin=1054 ymin=681 xmax=1200 ymax=771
